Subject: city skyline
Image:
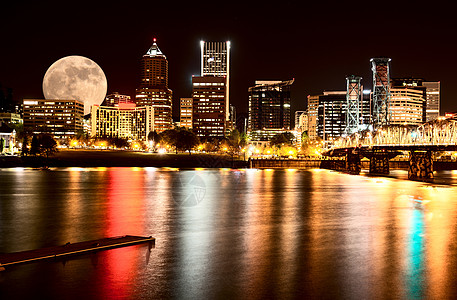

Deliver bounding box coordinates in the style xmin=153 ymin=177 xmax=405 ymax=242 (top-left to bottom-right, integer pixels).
xmin=1 ymin=1 xmax=456 ymax=118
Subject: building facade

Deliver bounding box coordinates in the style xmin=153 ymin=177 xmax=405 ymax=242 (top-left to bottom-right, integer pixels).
xmin=297 ymin=112 xmax=308 ymax=134
xmin=389 ymin=88 xmax=425 ymax=126
xmin=391 ymin=78 xmax=426 ymax=123
xmin=0 ymin=112 xmax=22 ymax=125
xmin=0 ymin=123 xmax=16 ymax=152
xmin=102 ymin=92 xmax=132 ymax=107
xmin=390 ymin=77 xmax=442 ymax=123
xmin=23 ymin=99 xmax=84 ymax=139
xmin=307 ymin=95 xmax=319 ymax=140
xmin=294 ymin=111 xmax=306 ymax=130
xmin=135 ymin=39 xmax=172 ymax=132
xmin=311 ymin=89 xmax=372 ymax=141
xmin=423 ymin=81 xmax=440 ymax=121
xmin=91 ymin=104 xmax=154 ymax=141
xmin=201 ymin=41 xmax=230 ymax=121
xmin=248 ymin=80 xmax=294 ymax=141
xmin=180 ymin=98 xmax=193 ymax=129
xmin=317 ymin=91 xmax=347 ymax=141
xmin=192 ymin=76 xmax=227 ymax=138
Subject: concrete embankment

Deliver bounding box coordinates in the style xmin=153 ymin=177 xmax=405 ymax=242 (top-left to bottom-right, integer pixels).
xmin=0 ymin=150 xmax=248 ymax=168
xmin=250 ymin=158 xmax=321 ymax=169
xmin=250 ymin=158 xmax=457 ymax=170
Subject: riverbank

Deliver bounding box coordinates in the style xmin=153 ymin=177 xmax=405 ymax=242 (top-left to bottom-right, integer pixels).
xmin=0 ymin=149 xmax=248 ymax=168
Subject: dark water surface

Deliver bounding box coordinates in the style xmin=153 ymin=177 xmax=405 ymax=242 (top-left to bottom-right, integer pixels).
xmin=1 ymin=167 xmax=457 ymax=299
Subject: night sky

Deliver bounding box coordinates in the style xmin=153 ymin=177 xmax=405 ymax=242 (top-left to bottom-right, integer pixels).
xmin=1 ymin=1 xmax=456 ymax=118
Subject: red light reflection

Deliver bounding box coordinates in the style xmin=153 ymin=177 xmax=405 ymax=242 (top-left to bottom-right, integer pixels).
xmin=100 ymin=168 xmax=146 ymax=298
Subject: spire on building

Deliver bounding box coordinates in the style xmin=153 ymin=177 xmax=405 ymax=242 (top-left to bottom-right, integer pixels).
xmin=145 ymin=38 xmax=165 ymax=57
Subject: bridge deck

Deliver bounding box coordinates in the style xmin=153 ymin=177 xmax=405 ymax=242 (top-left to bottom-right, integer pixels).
xmin=324 ymin=144 xmax=457 ymax=157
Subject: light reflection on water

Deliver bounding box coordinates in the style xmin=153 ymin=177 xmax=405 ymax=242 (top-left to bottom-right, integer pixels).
xmin=1 ymin=168 xmax=457 ymax=299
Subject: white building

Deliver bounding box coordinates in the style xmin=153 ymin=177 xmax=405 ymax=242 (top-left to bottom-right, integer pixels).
xmin=91 ymin=104 xmax=154 ymax=141
xmin=0 ymin=124 xmax=16 ymax=152
xmin=389 ymin=88 xmax=424 ymax=126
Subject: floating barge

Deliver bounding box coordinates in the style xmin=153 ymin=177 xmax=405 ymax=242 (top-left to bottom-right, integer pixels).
xmin=0 ymin=235 xmax=155 ymax=271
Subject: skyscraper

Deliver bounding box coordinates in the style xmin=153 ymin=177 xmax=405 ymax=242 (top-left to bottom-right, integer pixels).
xmin=135 ymin=39 xmax=172 ymax=132
xmin=310 ymin=89 xmax=371 ymax=141
xmin=423 ymin=81 xmax=440 ymax=121
xmin=248 ymin=80 xmax=293 ymax=141
xmin=317 ymin=91 xmax=347 ymax=141
xmin=200 ymin=41 xmax=230 ymax=121
xmin=192 ymin=76 xmax=227 ymax=138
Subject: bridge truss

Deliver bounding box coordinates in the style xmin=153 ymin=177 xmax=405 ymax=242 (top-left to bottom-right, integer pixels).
xmin=345 ymin=75 xmax=362 ymax=135
xmin=371 ymin=58 xmax=391 ymax=127
xmin=334 ymin=118 xmax=457 ymax=148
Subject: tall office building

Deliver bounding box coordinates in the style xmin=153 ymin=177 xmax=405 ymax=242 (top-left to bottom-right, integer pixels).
xmin=312 ymin=90 xmax=371 ymax=141
xmin=317 ymin=91 xmax=347 ymax=141
xmin=307 ymin=95 xmax=319 ymax=140
xmin=423 ymin=81 xmax=440 ymax=121
xmin=135 ymin=39 xmax=172 ymax=132
xmin=180 ymin=98 xmax=193 ymax=129
xmin=389 ymin=88 xmax=425 ymax=126
xmin=200 ymin=41 xmax=230 ymax=121
xmin=248 ymin=80 xmax=293 ymax=141
xmin=391 ymin=77 xmax=428 ymax=123
xmin=23 ymin=99 xmax=84 ymax=139
xmin=192 ymin=76 xmax=227 ymax=138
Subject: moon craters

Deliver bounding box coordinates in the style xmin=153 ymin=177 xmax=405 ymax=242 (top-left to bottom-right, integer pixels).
xmin=43 ymin=55 xmax=107 ymax=115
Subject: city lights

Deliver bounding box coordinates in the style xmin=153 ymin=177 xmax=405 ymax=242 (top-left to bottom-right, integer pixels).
xmin=1 ymin=4 xmax=457 ymax=300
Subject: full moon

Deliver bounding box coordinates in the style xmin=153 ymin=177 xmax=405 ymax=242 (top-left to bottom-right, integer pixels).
xmin=42 ymin=55 xmax=107 ymax=115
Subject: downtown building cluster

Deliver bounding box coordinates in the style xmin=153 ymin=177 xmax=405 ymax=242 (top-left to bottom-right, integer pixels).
xmin=16 ymin=40 xmax=234 ymax=143
xmin=2 ymin=48 xmax=444 ymax=150
xmin=91 ymin=39 xmax=172 ymax=141
xmin=294 ymin=58 xmax=441 ymax=144
xmin=94 ymin=40 xmax=234 ymax=141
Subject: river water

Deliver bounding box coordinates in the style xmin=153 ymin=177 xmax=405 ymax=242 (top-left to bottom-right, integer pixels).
xmin=1 ymin=167 xmax=457 ymax=299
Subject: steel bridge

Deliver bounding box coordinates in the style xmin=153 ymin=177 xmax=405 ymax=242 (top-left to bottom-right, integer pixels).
xmin=322 ymin=118 xmax=457 ymax=181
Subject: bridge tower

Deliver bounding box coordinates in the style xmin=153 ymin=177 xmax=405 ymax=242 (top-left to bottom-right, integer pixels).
xmin=371 ymin=58 xmax=391 ymax=127
xmin=345 ymin=75 xmax=362 ymax=135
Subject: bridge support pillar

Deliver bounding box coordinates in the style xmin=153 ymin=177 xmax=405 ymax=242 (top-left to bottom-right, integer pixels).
xmin=335 ymin=160 xmax=346 ymax=171
xmin=408 ymin=150 xmax=434 ymax=181
xmin=369 ymin=152 xmax=390 ymax=175
xmin=320 ymin=159 xmax=345 ymax=171
xmin=346 ymin=153 xmax=361 ymax=175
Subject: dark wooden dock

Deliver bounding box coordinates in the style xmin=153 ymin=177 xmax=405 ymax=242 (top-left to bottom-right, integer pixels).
xmin=0 ymin=235 xmax=155 ymax=270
